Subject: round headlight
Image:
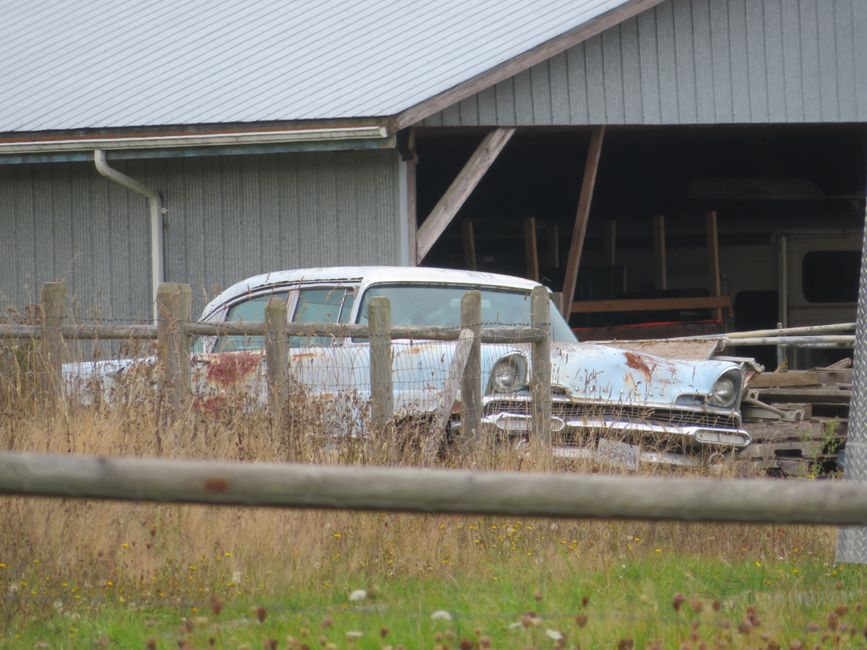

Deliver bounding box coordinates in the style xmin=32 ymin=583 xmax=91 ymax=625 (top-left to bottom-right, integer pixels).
xmin=489 ymin=355 xmax=527 ymax=394
xmin=709 ymin=372 xmax=739 ymax=407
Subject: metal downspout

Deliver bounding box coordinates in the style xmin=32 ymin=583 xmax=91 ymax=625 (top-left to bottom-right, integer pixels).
xmin=93 ymin=150 xmax=164 ymax=321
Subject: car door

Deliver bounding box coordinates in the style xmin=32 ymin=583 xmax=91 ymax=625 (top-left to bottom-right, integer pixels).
xmin=285 ymin=283 xmax=362 ymax=389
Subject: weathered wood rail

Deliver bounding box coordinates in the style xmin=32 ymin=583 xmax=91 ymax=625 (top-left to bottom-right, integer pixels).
xmin=1 ymin=450 xmax=866 ymax=525
xmin=0 ymin=282 xmax=551 ymax=444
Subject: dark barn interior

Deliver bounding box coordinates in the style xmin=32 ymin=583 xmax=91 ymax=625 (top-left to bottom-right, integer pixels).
xmin=415 ymin=125 xmax=865 ymax=368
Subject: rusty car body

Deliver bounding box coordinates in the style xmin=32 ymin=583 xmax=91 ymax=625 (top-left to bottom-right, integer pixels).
xmin=63 ymin=266 xmax=751 ymax=467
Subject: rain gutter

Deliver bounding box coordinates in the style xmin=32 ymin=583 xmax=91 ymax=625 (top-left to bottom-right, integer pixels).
xmin=93 ymin=150 xmax=164 ymax=322
xmin=0 ymin=126 xmax=389 ymax=154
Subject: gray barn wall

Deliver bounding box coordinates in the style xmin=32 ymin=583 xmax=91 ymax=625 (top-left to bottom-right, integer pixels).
xmin=423 ymin=0 xmax=867 ymax=127
xmin=0 ymin=149 xmax=402 ymax=321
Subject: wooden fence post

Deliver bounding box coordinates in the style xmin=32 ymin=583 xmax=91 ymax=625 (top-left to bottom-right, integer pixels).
xmin=265 ymin=296 xmax=289 ymax=426
xmin=461 ymin=290 xmax=482 ymax=441
xmin=368 ymin=297 xmax=393 ymax=433
xmin=39 ymin=282 xmax=66 ymax=404
xmin=157 ymin=283 xmax=191 ymax=422
xmin=531 ymin=286 xmax=552 ymax=454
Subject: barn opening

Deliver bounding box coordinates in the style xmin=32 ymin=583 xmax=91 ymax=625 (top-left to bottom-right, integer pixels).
xmin=414 ymin=125 xmax=866 ymax=367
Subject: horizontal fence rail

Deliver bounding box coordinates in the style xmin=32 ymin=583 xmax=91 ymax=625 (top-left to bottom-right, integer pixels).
xmin=0 ymin=282 xmax=552 ymax=441
xmin=1 ymin=451 xmax=866 ymax=525
xmin=0 ymin=320 xmax=543 ymax=344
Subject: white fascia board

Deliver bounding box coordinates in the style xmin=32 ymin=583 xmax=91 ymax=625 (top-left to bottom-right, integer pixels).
xmin=0 ymin=126 xmax=390 ymax=154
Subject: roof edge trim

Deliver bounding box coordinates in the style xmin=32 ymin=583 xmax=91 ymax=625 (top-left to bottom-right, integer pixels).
xmin=0 ymin=126 xmax=389 ymax=154
xmin=391 ymin=0 xmax=666 ymax=130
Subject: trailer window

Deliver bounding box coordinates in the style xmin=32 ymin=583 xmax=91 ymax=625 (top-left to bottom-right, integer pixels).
xmin=802 ymin=251 xmax=860 ymax=303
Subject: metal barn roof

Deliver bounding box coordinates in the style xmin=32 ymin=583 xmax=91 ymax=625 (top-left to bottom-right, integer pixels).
xmin=0 ymin=0 xmax=649 ymax=133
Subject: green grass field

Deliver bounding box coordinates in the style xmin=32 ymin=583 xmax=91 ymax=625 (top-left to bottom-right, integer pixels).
xmin=4 ymin=540 xmax=867 ymax=648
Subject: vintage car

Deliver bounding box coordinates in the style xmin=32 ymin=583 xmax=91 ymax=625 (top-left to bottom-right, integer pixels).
xmin=180 ymin=266 xmax=751 ymax=467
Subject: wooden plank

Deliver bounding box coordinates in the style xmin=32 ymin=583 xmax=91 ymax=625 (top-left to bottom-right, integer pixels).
xmin=405 ymin=131 xmax=418 ymax=266
xmin=9 ymin=449 xmax=867 ymax=524
xmin=460 ymin=292 xmax=482 ymax=440
xmin=571 ymin=295 xmax=732 ymax=314
xmin=546 ymin=223 xmax=560 ymax=268
xmin=652 ymin=214 xmax=667 ymax=291
xmin=264 ymin=297 xmax=289 ymax=424
xmin=156 ymin=283 xmax=191 ymax=424
xmin=39 ymin=282 xmax=65 ymax=404
xmin=753 ymin=388 xmax=852 ymax=404
xmin=531 ymin=286 xmax=552 ymax=453
xmin=416 ymin=128 xmax=515 ymax=262
xmin=562 ymin=126 xmax=606 ymax=313
xmin=523 ymin=217 xmax=540 ymax=281
xmin=461 ymin=221 xmax=477 ymax=270
xmin=605 ymin=220 xmax=617 ymax=267
xmin=428 ymin=329 xmax=474 ymax=463
xmin=368 ymin=297 xmax=393 ymax=433
xmin=705 ymin=210 xmax=723 ymax=322
xmin=749 ymin=371 xmax=822 ymax=389
xmin=392 ymin=0 xmax=668 ymax=129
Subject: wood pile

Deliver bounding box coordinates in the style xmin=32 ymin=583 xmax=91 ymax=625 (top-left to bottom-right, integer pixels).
xmin=739 ymin=358 xmax=851 ymax=477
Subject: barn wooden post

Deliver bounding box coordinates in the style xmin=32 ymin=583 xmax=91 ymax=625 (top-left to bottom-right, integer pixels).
xmin=39 ymin=282 xmax=66 ymax=404
xmin=531 ymin=286 xmax=552 ymax=455
xmin=369 ymin=297 xmax=393 ymax=433
xmin=705 ymin=210 xmax=724 ymax=324
xmin=157 ymin=283 xmax=191 ymax=423
xmin=460 ymin=291 xmax=482 ymax=441
xmin=562 ymin=126 xmax=605 ymax=318
xmin=265 ymin=296 xmax=289 ymax=428
xmin=652 ymin=214 xmax=668 ymax=291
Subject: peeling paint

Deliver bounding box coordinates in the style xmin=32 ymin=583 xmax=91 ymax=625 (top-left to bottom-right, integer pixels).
xmin=205 ymin=352 xmax=262 ymax=386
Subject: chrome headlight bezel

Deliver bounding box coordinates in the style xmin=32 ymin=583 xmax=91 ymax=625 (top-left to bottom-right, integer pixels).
xmin=487 ymin=353 xmax=529 ymax=394
xmin=707 ymin=369 xmax=743 ymax=408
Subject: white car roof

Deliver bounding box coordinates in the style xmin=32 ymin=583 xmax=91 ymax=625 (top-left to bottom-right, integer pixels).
xmin=201 ymin=266 xmax=543 ymax=319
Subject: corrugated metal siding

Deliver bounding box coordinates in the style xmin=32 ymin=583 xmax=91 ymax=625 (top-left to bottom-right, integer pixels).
xmin=0 ymin=150 xmax=401 ymax=320
xmin=0 ymin=0 xmax=642 ymax=131
xmin=422 ymin=0 xmax=867 ymax=127
xmin=0 ymin=162 xmax=151 ymax=321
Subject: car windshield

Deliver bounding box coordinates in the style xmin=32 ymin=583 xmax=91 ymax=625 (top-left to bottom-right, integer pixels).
xmin=356 ymin=284 xmax=577 ymax=343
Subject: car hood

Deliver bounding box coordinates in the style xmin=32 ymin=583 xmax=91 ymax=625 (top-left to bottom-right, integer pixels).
xmin=550 ymin=342 xmax=736 ymax=406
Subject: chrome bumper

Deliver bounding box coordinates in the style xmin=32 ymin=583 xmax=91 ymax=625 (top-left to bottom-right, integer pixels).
xmin=480 ymin=412 xmax=751 ymax=448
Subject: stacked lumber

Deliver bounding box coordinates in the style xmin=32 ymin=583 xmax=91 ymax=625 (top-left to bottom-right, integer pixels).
xmin=739 ymin=358 xmax=851 ymax=477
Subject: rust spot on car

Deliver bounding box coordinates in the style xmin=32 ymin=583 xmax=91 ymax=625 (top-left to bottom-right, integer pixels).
xmin=206 ymin=353 xmax=261 ymax=385
xmin=623 ymin=351 xmax=654 ymax=380
xmin=192 ymin=396 xmax=226 ymax=413
xmin=204 ymin=478 xmax=229 ymax=492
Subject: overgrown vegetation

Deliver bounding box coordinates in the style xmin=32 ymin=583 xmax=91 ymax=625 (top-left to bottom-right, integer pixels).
xmin=1 ymin=347 xmax=865 ymax=648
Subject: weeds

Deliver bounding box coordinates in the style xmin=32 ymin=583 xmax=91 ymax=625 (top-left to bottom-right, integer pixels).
xmin=0 ymin=344 xmax=861 ymax=647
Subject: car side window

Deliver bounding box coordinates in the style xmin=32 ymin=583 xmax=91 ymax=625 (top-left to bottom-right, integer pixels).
xmin=213 ymin=292 xmax=289 ymax=352
xmin=290 ymin=287 xmax=355 ymax=347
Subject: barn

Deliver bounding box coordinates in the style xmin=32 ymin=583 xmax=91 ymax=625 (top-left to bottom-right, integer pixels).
xmin=1 ymin=0 xmax=865 ymax=356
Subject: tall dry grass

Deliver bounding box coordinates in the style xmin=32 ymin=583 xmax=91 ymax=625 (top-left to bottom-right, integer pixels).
xmin=0 ymin=346 xmax=835 ymax=618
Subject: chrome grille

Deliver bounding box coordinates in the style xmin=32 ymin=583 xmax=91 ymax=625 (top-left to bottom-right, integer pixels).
xmin=483 ymin=399 xmax=740 ymax=430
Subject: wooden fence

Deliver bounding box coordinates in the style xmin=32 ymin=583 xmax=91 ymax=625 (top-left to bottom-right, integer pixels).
xmin=1 ymin=450 xmax=866 ymax=525
xmin=0 ymin=281 xmax=552 ymax=445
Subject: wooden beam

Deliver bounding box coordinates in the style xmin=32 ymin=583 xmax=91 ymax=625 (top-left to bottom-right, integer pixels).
xmin=461 ymin=221 xmax=477 ymax=270
xmin=416 ymin=128 xmax=515 ymax=263
xmin=547 ymin=223 xmax=560 ymax=268
xmin=570 ymin=295 xmax=732 ymax=314
xmin=705 ymin=210 xmax=723 ymax=323
xmin=562 ymin=126 xmax=606 ymax=314
xmin=523 ymin=217 xmax=540 ymax=281
xmin=652 ymin=214 xmax=667 ymax=291
xmin=605 ymin=220 xmax=617 ymax=267
xmin=405 ymin=138 xmax=418 ymax=266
